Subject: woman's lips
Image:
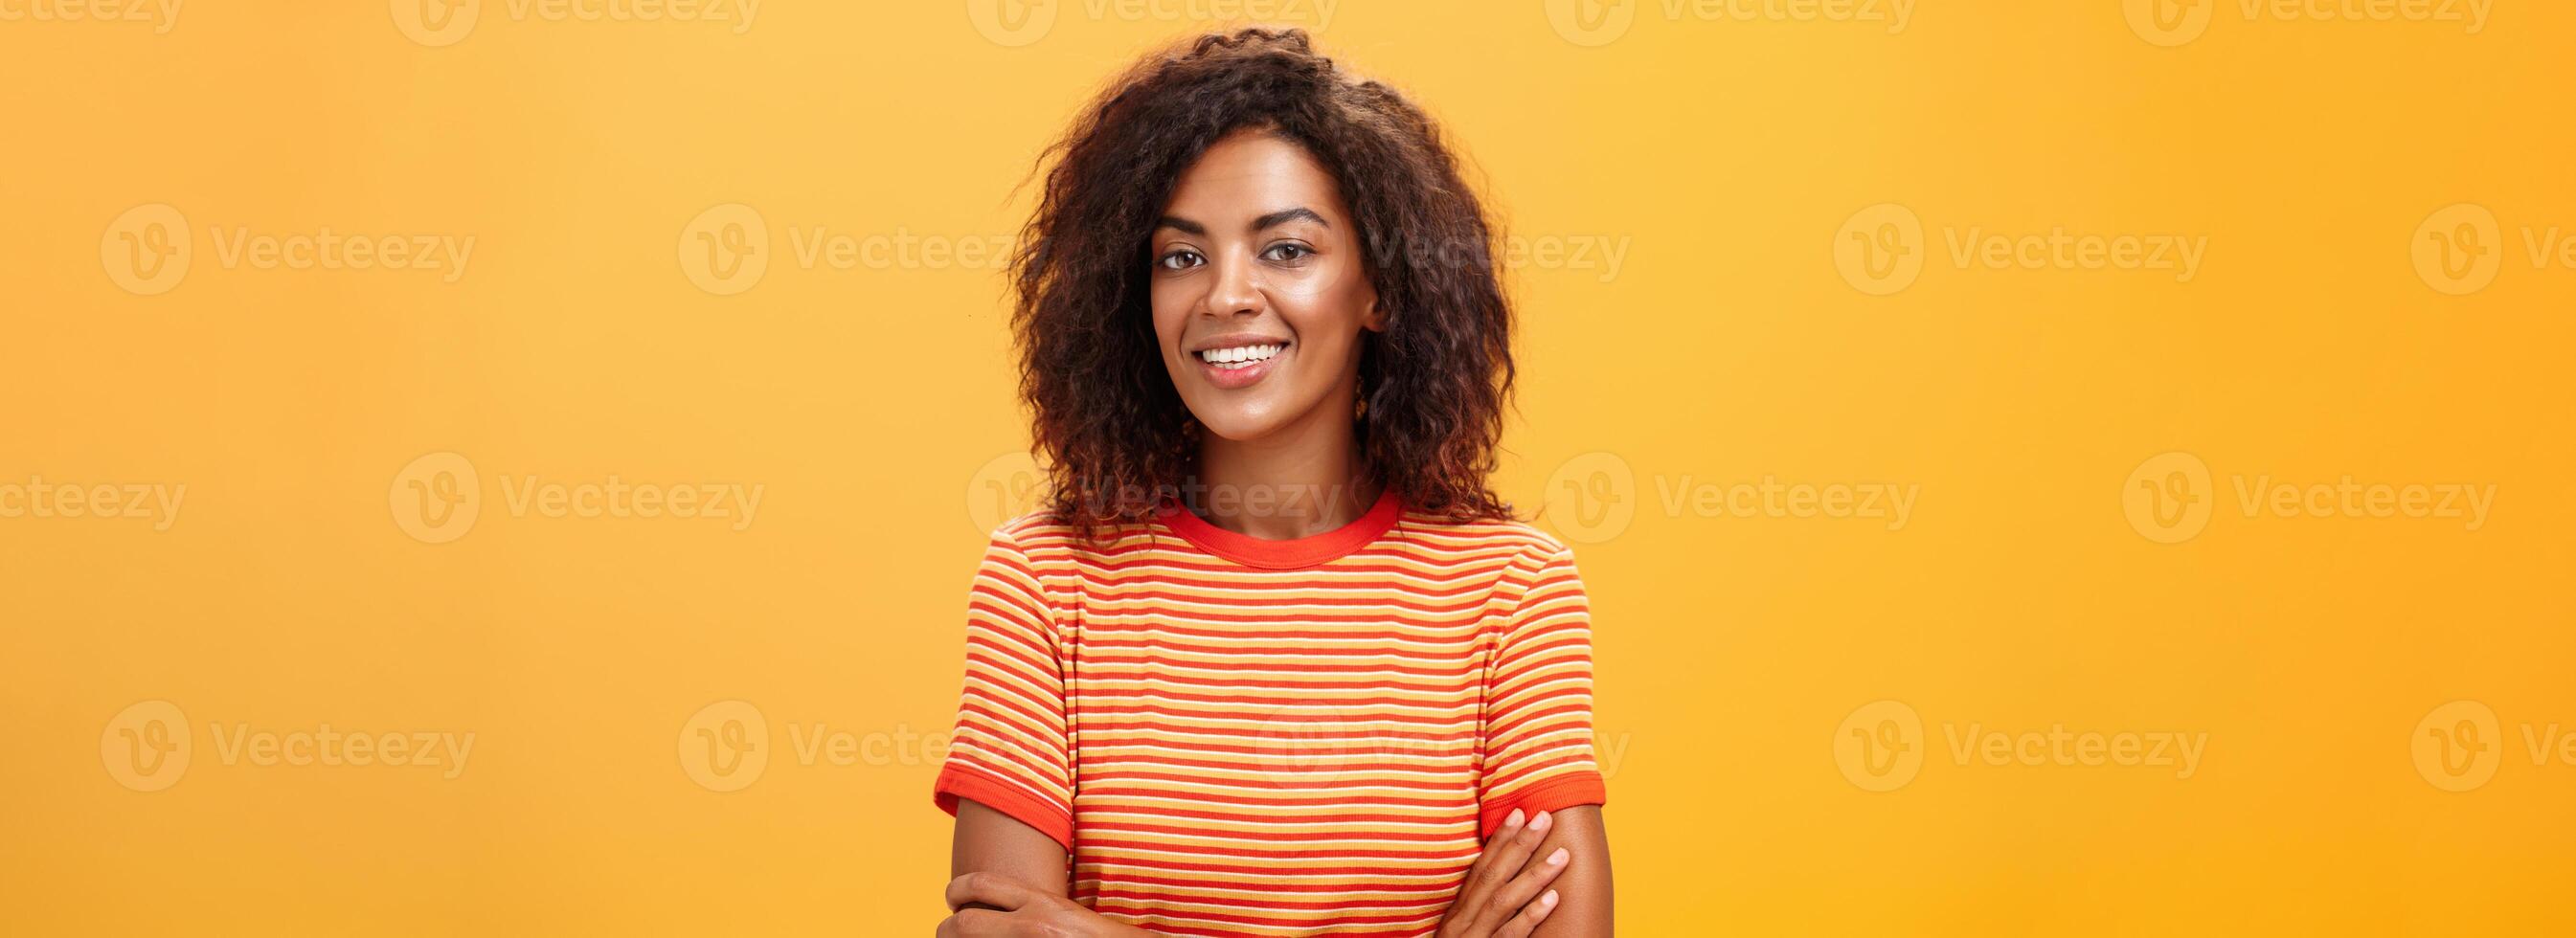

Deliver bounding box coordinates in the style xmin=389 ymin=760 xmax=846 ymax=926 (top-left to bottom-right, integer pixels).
xmin=1194 ymin=342 xmax=1287 ymax=390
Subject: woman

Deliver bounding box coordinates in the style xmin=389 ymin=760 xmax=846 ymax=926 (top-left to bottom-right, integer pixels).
xmin=934 ymin=28 xmax=1611 ymax=937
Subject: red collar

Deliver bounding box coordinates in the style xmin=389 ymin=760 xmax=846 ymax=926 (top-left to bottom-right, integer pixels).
xmin=1156 ymin=488 xmax=1403 ymax=569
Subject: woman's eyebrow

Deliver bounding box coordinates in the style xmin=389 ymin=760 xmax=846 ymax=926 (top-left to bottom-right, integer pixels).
xmin=1252 ymin=207 xmax=1327 ymax=230
xmin=1155 ymin=208 xmax=1327 ymax=236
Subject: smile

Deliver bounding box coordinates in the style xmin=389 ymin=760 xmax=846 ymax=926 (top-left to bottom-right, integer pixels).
xmin=1196 ymin=343 xmax=1285 ymax=370
xmin=1188 ymin=338 xmax=1290 ymax=391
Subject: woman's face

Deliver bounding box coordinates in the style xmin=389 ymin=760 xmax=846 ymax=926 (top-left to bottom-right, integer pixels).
xmin=1149 ymin=129 xmax=1381 ymax=444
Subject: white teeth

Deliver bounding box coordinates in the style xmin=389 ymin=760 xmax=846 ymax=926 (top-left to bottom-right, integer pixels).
xmin=1198 ymin=343 xmax=1282 ymax=368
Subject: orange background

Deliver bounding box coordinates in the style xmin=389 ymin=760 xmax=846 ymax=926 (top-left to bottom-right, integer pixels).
xmin=4 ymin=1 xmax=2572 ymax=933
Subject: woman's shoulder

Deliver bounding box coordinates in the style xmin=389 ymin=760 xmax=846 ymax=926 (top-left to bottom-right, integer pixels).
xmin=1393 ymin=509 xmax=1577 ymax=563
xmin=980 ymin=510 xmax=1151 ymax=566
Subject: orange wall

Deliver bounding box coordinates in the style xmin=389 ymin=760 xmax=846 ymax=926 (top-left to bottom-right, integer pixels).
xmin=4 ymin=1 xmax=2571 ymax=933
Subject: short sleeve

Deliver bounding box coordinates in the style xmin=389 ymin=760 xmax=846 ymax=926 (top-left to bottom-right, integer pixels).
xmin=1476 ymin=541 xmax=1607 ymax=838
xmin=931 ymin=525 xmax=1076 ymax=851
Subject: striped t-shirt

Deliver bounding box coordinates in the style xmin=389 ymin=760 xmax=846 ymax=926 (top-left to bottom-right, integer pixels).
xmin=932 ymin=489 xmax=1606 ymax=936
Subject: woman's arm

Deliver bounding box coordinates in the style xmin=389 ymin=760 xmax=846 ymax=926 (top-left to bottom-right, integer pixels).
xmin=940 ymin=797 xmax=1152 ymax=936
xmin=950 ymin=797 xmax=1067 ymax=898
xmin=1525 ymin=806 xmax=1612 ymax=936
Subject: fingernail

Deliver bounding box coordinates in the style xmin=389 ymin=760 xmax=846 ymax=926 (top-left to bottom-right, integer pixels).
xmin=1504 ymin=809 xmax=1525 ymax=828
xmin=1531 ymin=811 xmax=1552 ymax=831
xmin=1543 ymin=890 xmax=1560 ymax=908
xmin=1548 ymin=847 xmax=1569 ymax=865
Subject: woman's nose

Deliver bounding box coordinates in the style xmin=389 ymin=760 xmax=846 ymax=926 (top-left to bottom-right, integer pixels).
xmin=1205 ymin=254 xmax=1263 ymax=317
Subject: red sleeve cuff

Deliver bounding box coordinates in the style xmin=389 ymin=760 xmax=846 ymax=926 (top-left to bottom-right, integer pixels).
xmin=1479 ymin=771 xmax=1607 ymax=839
xmin=934 ymin=762 xmax=1075 ymax=852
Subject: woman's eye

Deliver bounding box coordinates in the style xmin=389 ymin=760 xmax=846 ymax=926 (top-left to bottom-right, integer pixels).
xmin=1262 ymin=243 xmax=1312 ymax=263
xmin=1156 ymin=250 xmax=1203 ymax=271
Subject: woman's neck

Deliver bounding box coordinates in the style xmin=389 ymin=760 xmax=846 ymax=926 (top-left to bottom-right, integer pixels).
xmin=1187 ymin=399 xmax=1381 ymax=540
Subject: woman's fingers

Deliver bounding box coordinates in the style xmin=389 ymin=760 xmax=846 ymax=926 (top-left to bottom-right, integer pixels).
xmin=1492 ymin=889 xmax=1562 ymax=938
xmin=1481 ymin=809 xmax=1552 ymax=890
xmin=1483 ymin=809 xmax=1555 ymax=927
xmin=1487 ymin=845 xmax=1571 ymax=922
xmin=1443 ymin=809 xmax=1570 ymax=937
xmin=933 ymin=907 xmax=1001 ymax=938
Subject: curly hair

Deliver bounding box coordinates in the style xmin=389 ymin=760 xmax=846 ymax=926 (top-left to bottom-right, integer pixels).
xmin=1009 ymin=27 xmax=1516 ymax=530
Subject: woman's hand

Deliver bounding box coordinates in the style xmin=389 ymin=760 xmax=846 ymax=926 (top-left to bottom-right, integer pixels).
xmin=1435 ymin=808 xmax=1572 ymax=938
xmin=935 ymin=872 xmax=1152 ymax=937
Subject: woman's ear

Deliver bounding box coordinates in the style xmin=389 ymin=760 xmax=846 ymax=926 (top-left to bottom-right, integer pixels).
xmin=1363 ymin=296 xmax=1389 ymax=333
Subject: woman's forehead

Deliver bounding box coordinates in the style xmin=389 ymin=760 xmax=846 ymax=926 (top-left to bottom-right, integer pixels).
xmin=1162 ymin=132 xmax=1349 ymax=224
